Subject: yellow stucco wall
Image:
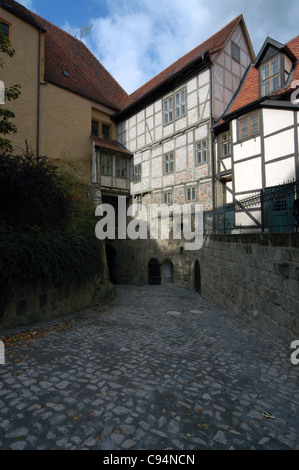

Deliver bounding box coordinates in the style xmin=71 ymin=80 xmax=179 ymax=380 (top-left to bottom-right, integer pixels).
xmin=0 ymin=8 xmax=40 ymax=153
xmin=0 ymin=7 xmax=118 ymax=184
xmin=39 ymin=82 xmax=92 ymax=182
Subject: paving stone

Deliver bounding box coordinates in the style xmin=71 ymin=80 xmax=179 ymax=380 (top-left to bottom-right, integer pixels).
xmin=0 ymin=284 xmax=298 ymax=451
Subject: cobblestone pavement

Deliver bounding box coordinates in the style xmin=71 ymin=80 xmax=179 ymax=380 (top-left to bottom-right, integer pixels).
xmin=0 ymin=284 xmax=298 ymax=451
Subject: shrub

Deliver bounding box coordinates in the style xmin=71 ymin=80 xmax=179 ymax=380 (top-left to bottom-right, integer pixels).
xmin=0 ymin=151 xmax=73 ymax=231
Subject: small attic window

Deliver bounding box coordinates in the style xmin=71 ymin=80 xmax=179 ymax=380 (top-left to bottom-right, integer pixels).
xmin=260 ymin=55 xmax=280 ymax=96
xmin=232 ymin=42 xmax=240 ymax=63
xmin=63 ymin=70 xmax=70 ymax=78
xmin=167 ymin=70 xmax=174 ymax=77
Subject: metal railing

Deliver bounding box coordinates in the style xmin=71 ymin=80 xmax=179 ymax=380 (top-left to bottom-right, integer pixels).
xmin=204 ymin=181 xmax=299 ymax=234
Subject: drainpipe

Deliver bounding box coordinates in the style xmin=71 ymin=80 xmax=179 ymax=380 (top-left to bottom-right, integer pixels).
xmin=36 ymin=29 xmax=41 ymax=157
xmin=209 ymin=65 xmax=215 ymax=211
xmin=201 ymin=53 xmax=215 ymax=210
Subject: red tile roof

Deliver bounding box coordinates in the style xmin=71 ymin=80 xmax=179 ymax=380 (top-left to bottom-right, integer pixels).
xmin=223 ymin=34 xmax=299 ymax=117
xmin=91 ymin=136 xmax=132 ymax=156
xmin=1 ymin=0 xmax=128 ymax=111
xmin=122 ymin=14 xmax=253 ymax=112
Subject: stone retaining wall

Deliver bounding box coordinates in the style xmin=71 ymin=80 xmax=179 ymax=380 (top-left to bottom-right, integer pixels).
xmin=0 ymin=279 xmax=116 ymax=330
xmin=199 ymin=233 xmax=299 ymax=345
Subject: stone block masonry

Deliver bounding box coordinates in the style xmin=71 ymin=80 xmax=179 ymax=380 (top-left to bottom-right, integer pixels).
xmin=108 ymin=232 xmax=298 ymax=346
xmin=199 ymin=233 xmax=299 ymax=346
xmin=0 ymin=279 xmax=116 ymax=330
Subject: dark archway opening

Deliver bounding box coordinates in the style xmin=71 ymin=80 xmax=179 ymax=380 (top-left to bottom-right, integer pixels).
xmin=194 ymin=260 xmax=201 ymax=294
xmin=106 ymin=244 xmax=117 ymax=284
xmin=148 ymin=258 xmax=161 ymax=285
xmin=163 ymin=259 xmax=174 ymax=284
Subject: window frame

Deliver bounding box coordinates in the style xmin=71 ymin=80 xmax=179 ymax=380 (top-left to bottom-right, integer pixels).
xmin=186 ymin=186 xmax=197 ymax=202
xmin=163 ymin=191 xmax=172 ymax=205
xmin=0 ymin=21 xmax=10 ymax=39
xmin=116 ymin=157 xmax=127 ymax=178
xmin=91 ymin=120 xmax=99 ymax=137
xmin=196 ymin=139 xmax=208 ymax=165
xmin=260 ymin=54 xmax=281 ymax=96
xmin=175 ymin=88 xmax=186 ymax=120
xmin=163 ymin=87 xmax=186 ymax=125
xmin=231 ymin=42 xmax=240 ymax=63
xmin=164 ymin=153 xmax=174 ymax=175
xmin=135 ymin=194 xmax=142 ymax=211
xmin=134 ymin=164 xmax=142 ymax=183
xmin=101 ymin=154 xmax=112 ymax=176
xmin=102 ymin=123 xmax=110 ymax=141
xmin=238 ymin=111 xmax=260 ymax=141
xmin=219 ymin=131 xmax=231 ymax=158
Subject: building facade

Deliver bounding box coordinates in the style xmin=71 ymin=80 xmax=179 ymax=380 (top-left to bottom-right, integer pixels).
xmin=0 ymin=0 xmax=130 ymax=195
xmin=214 ymin=35 xmax=299 ymax=233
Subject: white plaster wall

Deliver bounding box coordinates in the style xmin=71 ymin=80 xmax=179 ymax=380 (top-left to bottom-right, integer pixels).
xmin=212 ymin=23 xmax=252 ymax=119
xmin=234 ymin=157 xmax=262 ymax=193
xmin=265 ymin=157 xmax=296 ymax=187
xmin=264 ymin=129 xmax=294 ymax=162
xmin=233 ymin=137 xmax=261 ymax=161
xmin=263 ymin=108 xmax=294 ymax=137
xmin=122 ymin=68 xmax=212 ymax=197
xmin=235 ymin=210 xmax=261 ymax=226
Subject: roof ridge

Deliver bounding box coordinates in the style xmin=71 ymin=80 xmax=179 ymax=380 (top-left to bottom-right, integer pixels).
xmin=30 ymin=10 xmax=128 ymax=97
xmin=126 ymin=14 xmax=244 ymax=102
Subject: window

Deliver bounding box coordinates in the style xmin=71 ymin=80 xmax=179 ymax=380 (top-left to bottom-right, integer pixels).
xmin=187 ymin=187 xmax=196 ymax=202
xmin=261 ymin=56 xmax=280 ymax=96
xmin=239 ymin=112 xmax=260 ymax=140
xmin=196 ymin=140 xmax=208 ymax=165
xmin=117 ymin=158 xmax=127 ymax=178
xmin=220 ymin=131 xmax=231 ymax=158
xmin=0 ymin=22 xmax=9 ymax=39
xmin=136 ymin=195 xmax=142 ymax=211
xmin=101 ymin=154 xmax=112 ymax=175
xmin=163 ymin=191 xmax=172 ymax=205
xmin=175 ymin=89 xmax=186 ymax=119
xmin=92 ymin=120 xmax=99 ymax=136
xmin=232 ymin=42 xmax=240 ymax=62
xmin=164 ymin=88 xmax=186 ymax=124
xmin=134 ymin=164 xmax=141 ymax=183
xmin=164 ymin=96 xmax=173 ymax=125
xmin=274 ymin=196 xmax=287 ymax=212
xmin=102 ymin=124 xmax=110 ymax=140
xmin=164 ymin=153 xmax=174 ymax=174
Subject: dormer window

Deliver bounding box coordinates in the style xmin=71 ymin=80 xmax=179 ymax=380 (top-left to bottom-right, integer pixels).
xmin=261 ymin=56 xmax=280 ymax=96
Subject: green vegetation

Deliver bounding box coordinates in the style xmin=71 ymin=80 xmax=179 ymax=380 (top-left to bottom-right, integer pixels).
xmin=0 ymin=25 xmax=21 ymax=152
xmin=0 ymin=150 xmax=104 ymax=319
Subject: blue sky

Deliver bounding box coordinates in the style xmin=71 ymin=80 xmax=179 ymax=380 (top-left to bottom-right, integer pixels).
xmin=19 ymin=0 xmax=299 ymax=94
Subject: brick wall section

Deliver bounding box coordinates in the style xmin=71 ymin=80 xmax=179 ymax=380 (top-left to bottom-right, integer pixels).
xmin=199 ymin=233 xmax=299 ymax=345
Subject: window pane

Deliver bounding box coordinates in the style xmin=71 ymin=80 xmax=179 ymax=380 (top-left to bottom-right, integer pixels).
xmin=92 ymin=121 xmax=99 ymax=136
xmin=250 ymin=114 xmax=259 ymax=133
xmin=263 ymin=80 xmax=270 ymax=96
xmin=271 ymin=58 xmax=279 ymax=75
xmin=0 ymin=22 xmax=9 ymax=38
xmin=262 ymin=64 xmax=269 ymax=80
xmin=272 ymin=75 xmax=280 ymax=91
xmin=102 ymin=124 xmax=110 ymax=140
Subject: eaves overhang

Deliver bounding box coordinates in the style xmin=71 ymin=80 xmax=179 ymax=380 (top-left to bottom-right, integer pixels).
xmin=113 ymin=52 xmax=212 ymax=124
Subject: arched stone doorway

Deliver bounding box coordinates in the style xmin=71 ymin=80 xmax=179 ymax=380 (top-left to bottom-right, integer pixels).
xmin=148 ymin=258 xmax=161 ymax=285
xmin=194 ymin=260 xmax=201 ymax=294
xmin=106 ymin=244 xmax=117 ymax=284
xmin=162 ymin=259 xmax=174 ymax=284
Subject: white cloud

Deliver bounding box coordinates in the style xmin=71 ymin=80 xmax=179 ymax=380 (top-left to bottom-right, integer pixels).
xmin=17 ymin=0 xmax=35 ymax=10
xmin=56 ymin=0 xmax=299 ymax=95
xmin=85 ymin=0 xmax=215 ymax=93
